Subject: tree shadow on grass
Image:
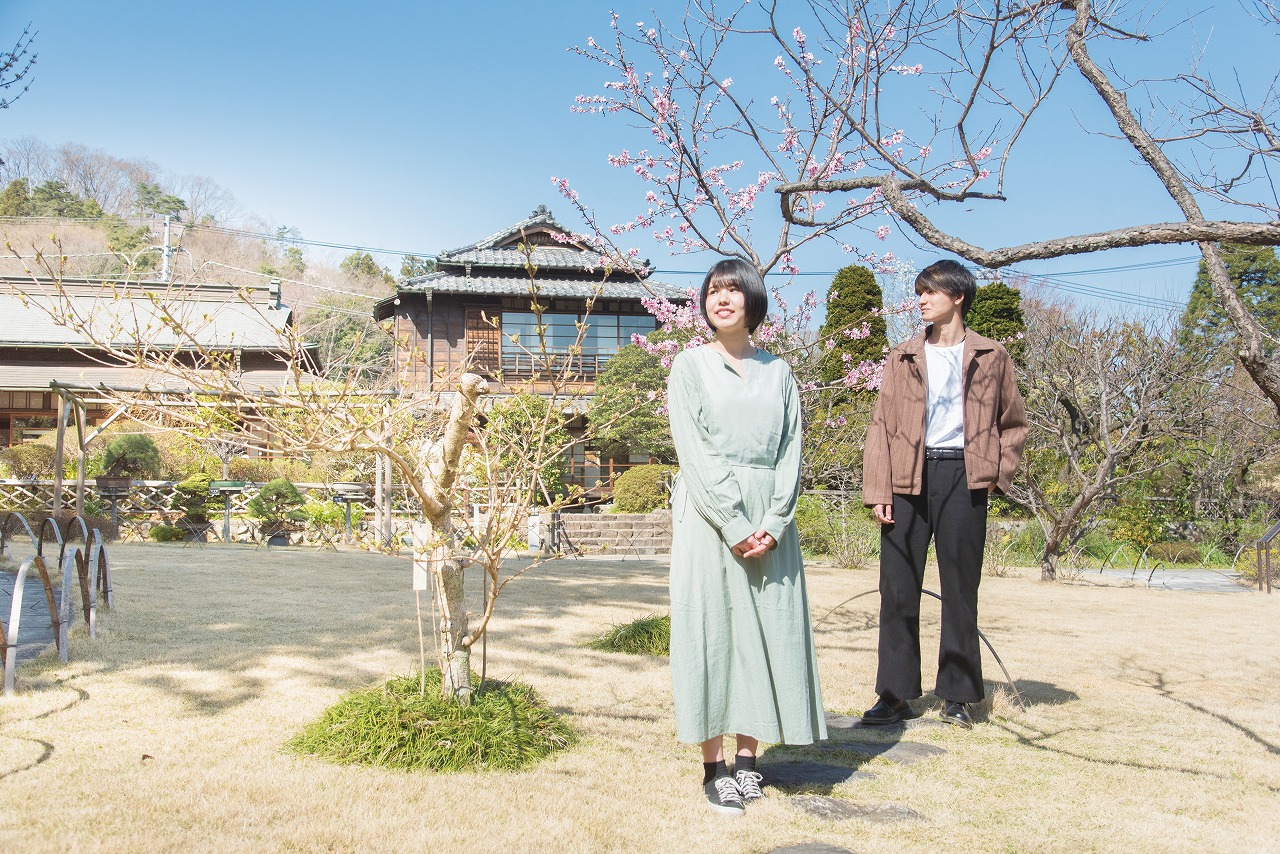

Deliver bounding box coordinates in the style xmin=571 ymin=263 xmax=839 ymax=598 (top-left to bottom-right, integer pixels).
xmin=1129 ymin=668 xmax=1280 ymax=757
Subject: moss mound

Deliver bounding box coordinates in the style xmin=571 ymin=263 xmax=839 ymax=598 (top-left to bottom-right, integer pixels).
xmin=586 ymin=613 xmax=670 ymax=656
xmin=288 ymin=670 xmax=574 ymax=772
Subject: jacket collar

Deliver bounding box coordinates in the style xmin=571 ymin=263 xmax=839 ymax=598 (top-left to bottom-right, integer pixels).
xmin=899 ymin=325 xmax=999 ymax=360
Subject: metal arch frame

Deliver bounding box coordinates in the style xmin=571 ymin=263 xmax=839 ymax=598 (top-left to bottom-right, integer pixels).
xmin=2 ymin=511 xmax=112 ymax=696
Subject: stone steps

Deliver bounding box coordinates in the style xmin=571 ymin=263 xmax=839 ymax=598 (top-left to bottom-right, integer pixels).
xmin=549 ymin=510 xmax=672 ymax=554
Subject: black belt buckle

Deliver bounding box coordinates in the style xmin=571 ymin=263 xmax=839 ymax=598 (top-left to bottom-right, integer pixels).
xmin=925 ymin=447 xmax=964 ymax=460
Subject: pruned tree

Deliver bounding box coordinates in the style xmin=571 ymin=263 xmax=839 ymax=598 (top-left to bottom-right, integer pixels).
xmin=1006 ymin=301 xmax=1207 ymax=579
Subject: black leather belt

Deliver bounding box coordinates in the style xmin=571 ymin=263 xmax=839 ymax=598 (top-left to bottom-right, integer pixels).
xmin=925 ymin=447 xmax=965 ymax=460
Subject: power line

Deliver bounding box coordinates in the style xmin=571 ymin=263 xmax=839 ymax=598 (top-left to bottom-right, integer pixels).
xmin=188 ymin=223 xmax=436 ymax=260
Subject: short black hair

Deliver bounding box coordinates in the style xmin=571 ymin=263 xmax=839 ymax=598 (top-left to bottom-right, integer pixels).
xmin=700 ymin=258 xmax=769 ymax=334
xmin=915 ymin=259 xmax=977 ymax=320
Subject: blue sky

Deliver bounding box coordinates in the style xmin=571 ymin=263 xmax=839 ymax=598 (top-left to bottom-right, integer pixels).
xmin=3 ymin=1 xmax=1275 ymax=314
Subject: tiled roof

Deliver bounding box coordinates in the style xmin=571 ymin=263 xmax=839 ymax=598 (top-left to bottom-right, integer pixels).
xmin=0 ymin=291 xmax=294 ymax=350
xmin=0 ymin=364 xmax=310 ymax=393
xmin=396 ymin=271 xmax=690 ymax=301
xmin=441 ymin=205 xmax=567 ymax=256
xmin=437 ymin=246 xmax=612 ymax=270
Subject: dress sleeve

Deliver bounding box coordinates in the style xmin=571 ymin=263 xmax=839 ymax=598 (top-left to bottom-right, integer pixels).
xmin=759 ymin=367 xmax=802 ymax=542
xmin=667 ymin=354 xmax=757 ymax=546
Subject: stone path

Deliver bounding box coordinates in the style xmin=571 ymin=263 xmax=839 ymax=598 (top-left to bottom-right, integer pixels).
xmin=1095 ymin=567 xmax=1249 ymax=593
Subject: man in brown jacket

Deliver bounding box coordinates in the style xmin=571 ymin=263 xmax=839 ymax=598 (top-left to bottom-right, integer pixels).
xmin=861 ymin=260 xmax=1027 ymax=728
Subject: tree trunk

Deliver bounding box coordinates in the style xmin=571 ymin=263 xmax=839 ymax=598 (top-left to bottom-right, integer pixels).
xmin=419 ymin=374 xmax=488 ymax=703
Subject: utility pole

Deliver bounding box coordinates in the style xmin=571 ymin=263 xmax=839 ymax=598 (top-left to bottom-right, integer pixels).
xmin=160 ymin=215 xmax=173 ymax=283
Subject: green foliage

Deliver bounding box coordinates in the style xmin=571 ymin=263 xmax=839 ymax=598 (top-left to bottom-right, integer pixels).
xmin=1147 ymin=541 xmax=1201 ymax=564
xmin=175 ymin=471 xmax=220 ymax=523
xmin=287 ymin=670 xmax=575 ymax=772
xmin=966 ymin=280 xmax=1026 ymax=364
xmin=793 ymin=492 xmax=879 ymax=569
xmin=0 ymin=177 xmax=30 ymax=216
xmin=588 ymin=344 xmax=674 ymax=461
xmin=282 ymin=246 xmax=306 ymax=275
xmin=29 ymin=179 xmax=102 ymax=218
xmin=134 ymin=181 xmax=187 ymax=219
xmin=818 ymin=264 xmax=887 ymax=384
xmin=795 ymin=494 xmax=834 ymax=555
xmin=611 ymin=464 xmax=676 ymax=513
xmin=303 ymin=496 xmax=365 ymax=530
xmin=340 ymin=251 xmax=394 ymax=284
xmin=1180 ymin=244 xmax=1280 ymax=356
xmin=478 ymin=394 xmax=570 ymax=504
xmin=400 ymin=254 xmax=435 ymax=279
xmin=0 ymin=443 xmax=57 ymax=479
xmin=585 ymin=613 xmax=670 ymax=656
xmin=101 ymin=434 xmax=162 ymax=479
xmin=246 ymin=477 xmax=307 ymax=528
xmin=149 ymin=524 xmax=186 ymax=542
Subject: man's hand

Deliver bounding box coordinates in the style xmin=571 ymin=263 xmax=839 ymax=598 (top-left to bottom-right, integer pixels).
xmin=873 ymin=503 xmax=893 ymax=525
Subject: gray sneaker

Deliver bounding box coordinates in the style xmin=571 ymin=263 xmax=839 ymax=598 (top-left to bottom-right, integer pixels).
xmin=734 ymin=768 xmax=765 ymax=803
xmin=703 ymin=775 xmax=745 ymax=816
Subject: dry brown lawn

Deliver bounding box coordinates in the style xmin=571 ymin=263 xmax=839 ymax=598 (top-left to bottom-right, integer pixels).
xmin=1 ymin=543 xmax=1277 ymax=853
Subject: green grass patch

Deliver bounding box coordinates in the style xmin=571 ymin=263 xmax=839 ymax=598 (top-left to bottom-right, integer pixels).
xmin=287 ymin=670 xmax=575 ymax=772
xmin=585 ymin=613 xmax=670 ymax=656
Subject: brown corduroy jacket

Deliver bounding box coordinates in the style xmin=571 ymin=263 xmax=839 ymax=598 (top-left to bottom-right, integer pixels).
xmin=862 ymin=328 xmax=1028 ymax=506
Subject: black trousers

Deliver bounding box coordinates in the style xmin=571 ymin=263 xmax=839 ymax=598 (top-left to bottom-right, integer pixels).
xmin=875 ymin=457 xmax=988 ymax=704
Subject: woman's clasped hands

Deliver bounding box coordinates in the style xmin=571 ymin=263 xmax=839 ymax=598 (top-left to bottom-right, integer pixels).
xmin=732 ymin=530 xmax=776 ymax=559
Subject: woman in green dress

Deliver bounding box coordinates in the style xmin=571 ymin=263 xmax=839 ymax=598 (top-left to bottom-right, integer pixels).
xmin=666 ymin=258 xmax=827 ymax=816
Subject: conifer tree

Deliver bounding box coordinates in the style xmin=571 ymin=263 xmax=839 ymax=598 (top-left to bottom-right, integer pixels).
xmin=818 ymin=264 xmax=887 ymax=385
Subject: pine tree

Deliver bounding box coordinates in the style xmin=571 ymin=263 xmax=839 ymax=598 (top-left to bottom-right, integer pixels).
xmin=0 ymin=178 xmax=30 ymax=216
xmin=1180 ymin=244 xmax=1280 ymax=357
xmin=818 ymin=264 xmax=887 ymax=384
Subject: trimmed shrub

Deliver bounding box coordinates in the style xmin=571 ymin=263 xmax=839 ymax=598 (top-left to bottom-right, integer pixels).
xmin=288 ymin=670 xmax=575 ymax=772
xmin=247 ymin=477 xmax=306 ymax=532
xmin=176 ymin=471 xmax=220 ymax=522
xmin=0 ymin=443 xmax=58 ymax=479
xmin=611 ymin=464 xmax=677 ymax=514
xmin=101 ymin=434 xmax=162 ymax=479
xmin=149 ymin=524 xmax=186 ymax=542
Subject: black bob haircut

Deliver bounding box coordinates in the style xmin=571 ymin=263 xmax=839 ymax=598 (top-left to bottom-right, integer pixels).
xmin=915 ymin=259 xmax=977 ymax=320
xmin=700 ymin=258 xmax=769 ymax=334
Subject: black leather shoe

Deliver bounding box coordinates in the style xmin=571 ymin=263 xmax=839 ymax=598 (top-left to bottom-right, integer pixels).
xmin=941 ymin=701 xmax=974 ymax=729
xmin=861 ymin=696 xmax=915 ymax=726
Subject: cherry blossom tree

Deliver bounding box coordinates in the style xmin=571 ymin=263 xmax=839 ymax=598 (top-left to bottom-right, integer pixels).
xmin=567 ymin=0 xmax=1280 ymax=415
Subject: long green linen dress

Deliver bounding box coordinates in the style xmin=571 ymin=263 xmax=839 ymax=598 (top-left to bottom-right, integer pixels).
xmin=666 ymin=345 xmax=827 ymax=745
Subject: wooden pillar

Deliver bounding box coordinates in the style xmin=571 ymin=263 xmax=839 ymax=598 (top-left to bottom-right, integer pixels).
xmin=52 ymin=394 xmax=73 ymax=515
xmin=74 ymin=401 xmax=88 ymax=517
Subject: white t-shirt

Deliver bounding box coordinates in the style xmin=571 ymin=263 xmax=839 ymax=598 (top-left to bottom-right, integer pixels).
xmin=924 ymin=339 xmax=965 ymax=448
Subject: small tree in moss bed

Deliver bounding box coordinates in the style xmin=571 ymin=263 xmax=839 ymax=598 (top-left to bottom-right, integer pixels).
xmin=288 ymin=670 xmax=575 ymax=772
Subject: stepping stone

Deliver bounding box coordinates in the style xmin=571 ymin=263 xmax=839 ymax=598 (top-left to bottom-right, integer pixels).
xmin=788 ymin=795 xmax=924 ymax=824
xmin=768 ymin=844 xmax=856 ymax=854
xmin=761 ymin=761 xmax=874 ymax=790
xmin=816 ymin=740 xmax=947 ymax=765
xmin=825 ymin=710 xmax=951 ymax=732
